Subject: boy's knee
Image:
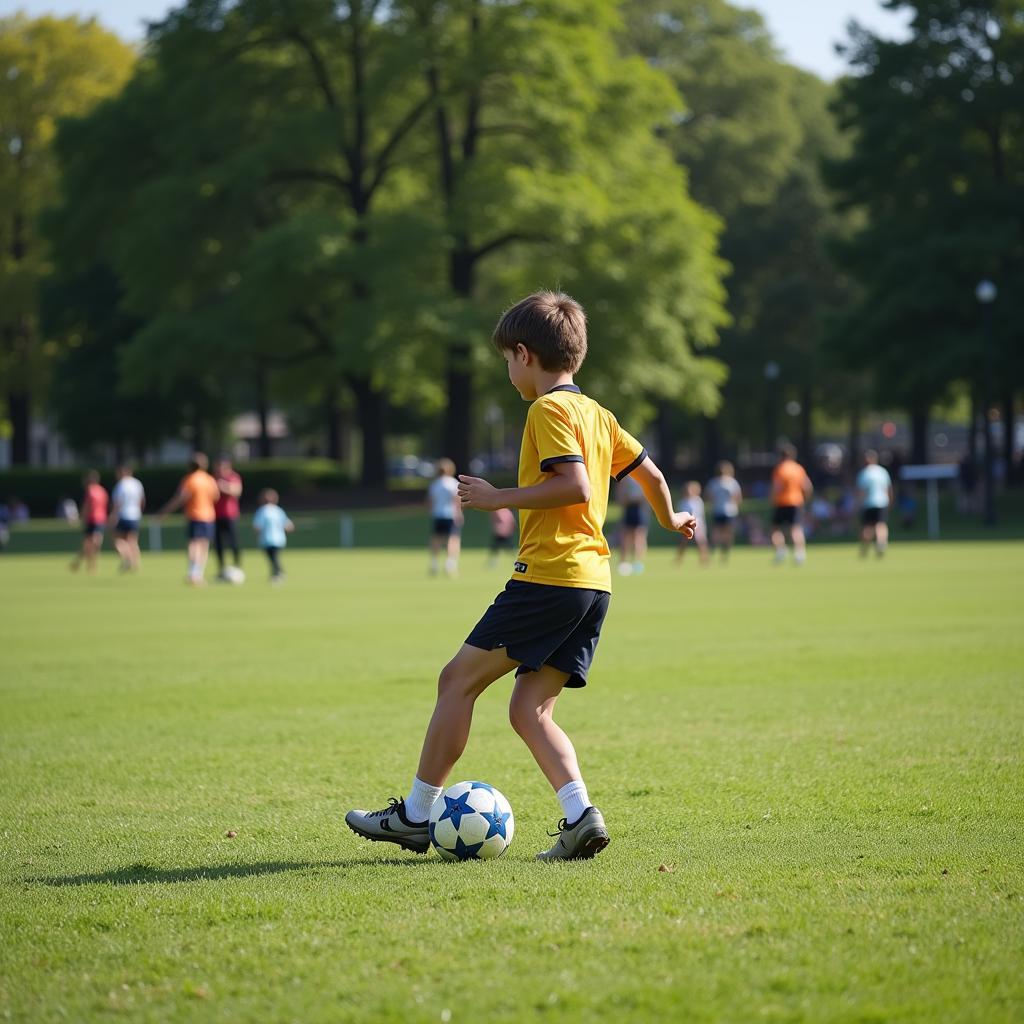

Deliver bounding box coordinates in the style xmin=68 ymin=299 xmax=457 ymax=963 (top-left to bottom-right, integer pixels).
xmin=508 ymin=690 xmax=540 ymax=736
xmin=438 ymin=660 xmax=478 ymax=700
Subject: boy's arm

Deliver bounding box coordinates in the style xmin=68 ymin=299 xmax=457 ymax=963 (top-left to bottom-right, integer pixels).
xmin=459 ymin=462 xmax=590 ymax=512
xmin=631 ymin=457 xmax=696 ymax=537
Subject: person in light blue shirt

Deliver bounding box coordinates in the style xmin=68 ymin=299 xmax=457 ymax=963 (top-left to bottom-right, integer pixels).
xmin=855 ymin=450 xmax=893 ymax=558
xmin=252 ymin=488 xmax=294 ymax=582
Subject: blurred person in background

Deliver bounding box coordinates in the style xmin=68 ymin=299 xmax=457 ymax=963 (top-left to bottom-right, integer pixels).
xmin=158 ymin=453 xmax=221 ymax=585
xmin=770 ymin=444 xmax=812 ymax=565
xmin=856 ymin=449 xmax=893 ymax=558
xmin=675 ymin=481 xmax=709 ymax=567
xmin=69 ymin=470 xmax=107 ymax=574
xmin=56 ymin=496 xmax=79 ymax=521
xmin=214 ymin=456 xmax=244 ymax=580
xmin=616 ymin=472 xmax=648 ymax=575
xmin=252 ymin=488 xmax=293 ymax=584
xmin=109 ymin=464 xmax=145 ymax=573
xmin=428 ymin=458 xmax=462 ymax=576
xmin=488 ymin=507 xmax=516 ymax=568
xmin=705 ymin=460 xmax=742 ymax=562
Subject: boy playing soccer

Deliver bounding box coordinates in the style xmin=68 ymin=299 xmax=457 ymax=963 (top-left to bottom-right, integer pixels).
xmin=346 ymin=292 xmax=696 ymax=860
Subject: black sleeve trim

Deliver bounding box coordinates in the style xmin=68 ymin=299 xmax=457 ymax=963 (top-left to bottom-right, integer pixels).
xmin=540 ymin=454 xmax=586 ymax=472
xmin=615 ymin=448 xmax=648 ymax=482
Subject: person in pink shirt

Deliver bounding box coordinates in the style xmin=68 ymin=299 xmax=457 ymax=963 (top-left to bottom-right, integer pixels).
xmin=213 ymin=456 xmax=243 ymax=580
xmin=70 ymin=470 xmax=108 ymax=574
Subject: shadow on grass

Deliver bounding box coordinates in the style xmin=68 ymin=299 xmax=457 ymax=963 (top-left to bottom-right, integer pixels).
xmin=27 ymin=856 xmax=435 ymax=887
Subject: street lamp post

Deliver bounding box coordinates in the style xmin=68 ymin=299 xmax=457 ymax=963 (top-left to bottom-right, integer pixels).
xmin=975 ymin=280 xmax=997 ymax=527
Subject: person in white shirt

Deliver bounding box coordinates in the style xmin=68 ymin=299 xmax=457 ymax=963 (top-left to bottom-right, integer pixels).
xmin=427 ymin=458 xmax=463 ymax=576
xmin=855 ymin=450 xmax=893 ymax=558
xmin=676 ymin=481 xmax=709 ymax=567
xmin=109 ymin=465 xmax=145 ymax=572
xmin=705 ymin=460 xmax=742 ymax=562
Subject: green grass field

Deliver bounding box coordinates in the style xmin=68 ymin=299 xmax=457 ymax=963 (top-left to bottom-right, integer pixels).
xmin=1 ymin=543 xmax=1022 ymax=1023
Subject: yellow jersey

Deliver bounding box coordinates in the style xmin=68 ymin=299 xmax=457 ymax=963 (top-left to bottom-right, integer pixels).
xmin=512 ymin=385 xmax=646 ymax=592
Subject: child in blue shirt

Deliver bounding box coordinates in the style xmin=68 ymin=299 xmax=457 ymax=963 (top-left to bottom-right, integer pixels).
xmin=252 ymin=489 xmax=294 ymax=582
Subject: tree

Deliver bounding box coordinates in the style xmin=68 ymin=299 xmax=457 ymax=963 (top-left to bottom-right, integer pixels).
xmin=622 ymin=0 xmax=851 ymax=468
xmin=828 ymin=0 xmax=1024 ymax=465
xmin=51 ymin=0 xmax=440 ymax=483
xmin=415 ymin=0 xmax=728 ymax=470
xmin=0 ymin=15 xmax=134 ymax=463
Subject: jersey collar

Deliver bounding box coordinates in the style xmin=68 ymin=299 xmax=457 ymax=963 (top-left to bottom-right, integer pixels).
xmin=546 ymin=384 xmax=582 ymax=394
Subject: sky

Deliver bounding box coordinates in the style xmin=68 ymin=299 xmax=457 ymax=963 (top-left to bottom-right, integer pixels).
xmin=4 ymin=0 xmax=913 ymax=80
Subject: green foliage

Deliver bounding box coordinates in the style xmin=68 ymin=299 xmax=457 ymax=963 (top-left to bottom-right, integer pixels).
xmin=622 ymin=2 xmax=855 ymax=454
xmin=0 ymin=15 xmax=135 ymax=457
xmin=828 ymin=0 xmax=1024 ymax=411
xmin=46 ymin=0 xmax=729 ymax=467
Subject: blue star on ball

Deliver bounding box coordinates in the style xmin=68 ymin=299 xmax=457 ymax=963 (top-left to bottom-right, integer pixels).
xmin=469 ymin=781 xmax=494 ymax=793
xmin=452 ymin=835 xmax=484 ymax=860
xmin=438 ymin=792 xmax=475 ymax=829
xmin=479 ymin=804 xmax=511 ymax=840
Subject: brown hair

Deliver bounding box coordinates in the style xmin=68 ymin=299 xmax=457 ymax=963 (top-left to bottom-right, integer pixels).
xmin=436 ymin=458 xmax=456 ymax=477
xmin=189 ymin=452 xmax=209 ymax=472
xmin=260 ymin=488 xmax=279 ymax=504
xmin=492 ymin=291 xmax=587 ymax=372
xmin=716 ymin=460 xmax=734 ymax=477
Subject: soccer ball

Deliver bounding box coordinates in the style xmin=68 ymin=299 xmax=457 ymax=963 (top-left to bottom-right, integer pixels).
xmin=428 ymin=780 xmax=514 ymax=861
xmin=224 ymin=566 xmax=246 ymax=585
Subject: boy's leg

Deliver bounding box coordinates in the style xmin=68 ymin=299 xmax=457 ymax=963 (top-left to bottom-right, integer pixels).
xmin=791 ymin=524 xmax=807 ymax=563
xmin=214 ymin=520 xmax=226 ymax=572
xmin=509 ymin=665 xmax=610 ymax=861
xmin=346 ymin=643 xmax=517 ymax=853
xmin=228 ymin=518 xmax=241 ymax=566
xmin=415 ymin=643 xmax=519 ymax=787
xmin=508 ymin=665 xmax=579 ymax=790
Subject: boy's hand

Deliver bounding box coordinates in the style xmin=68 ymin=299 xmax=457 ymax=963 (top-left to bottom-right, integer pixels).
xmin=458 ymin=475 xmax=502 ymax=511
xmin=671 ymin=512 xmax=697 ymax=539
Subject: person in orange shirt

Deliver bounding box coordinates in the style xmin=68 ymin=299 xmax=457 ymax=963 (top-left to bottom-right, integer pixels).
xmin=771 ymin=444 xmax=813 ymax=565
xmin=69 ymin=470 xmax=108 ymax=575
xmin=158 ymin=452 xmax=222 ymax=585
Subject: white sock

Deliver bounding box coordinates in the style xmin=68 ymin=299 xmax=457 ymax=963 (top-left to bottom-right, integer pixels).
xmin=556 ymin=780 xmax=591 ymax=824
xmin=405 ymin=776 xmax=443 ymax=823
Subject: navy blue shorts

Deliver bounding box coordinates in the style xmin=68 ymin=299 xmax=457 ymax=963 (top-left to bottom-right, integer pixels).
xmin=188 ymin=520 xmax=215 ymax=541
xmin=83 ymin=523 xmax=104 ymax=536
xmin=623 ymin=504 xmax=648 ymax=528
xmin=772 ymin=505 xmax=800 ymax=527
xmin=432 ymin=517 xmax=458 ymax=538
xmin=465 ymin=580 xmax=610 ymax=689
xmin=116 ymin=519 xmax=140 ymax=535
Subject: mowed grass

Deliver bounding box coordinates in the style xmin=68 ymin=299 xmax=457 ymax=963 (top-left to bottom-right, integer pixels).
xmin=1 ymin=542 xmax=1022 ymax=1024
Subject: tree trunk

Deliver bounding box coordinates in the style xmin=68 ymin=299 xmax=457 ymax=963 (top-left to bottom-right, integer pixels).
xmin=968 ymin=389 xmax=978 ymax=466
xmin=256 ymin=366 xmax=272 ymax=459
xmin=910 ymin=404 xmax=929 ymax=465
xmin=1002 ymin=390 xmax=1015 ymax=487
xmin=655 ymin=401 xmax=676 ymax=473
xmin=7 ymin=391 xmax=30 ymax=465
xmin=701 ymin=415 xmax=720 ymax=480
xmin=847 ymin=403 xmax=861 ymax=480
xmin=798 ymin=384 xmax=813 ymax=462
xmin=190 ymin=404 xmax=205 ymax=454
xmin=349 ymin=374 xmax=387 ymax=486
xmin=325 ymin=385 xmax=342 ymax=462
xmin=442 ymin=344 xmax=473 ymax=473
